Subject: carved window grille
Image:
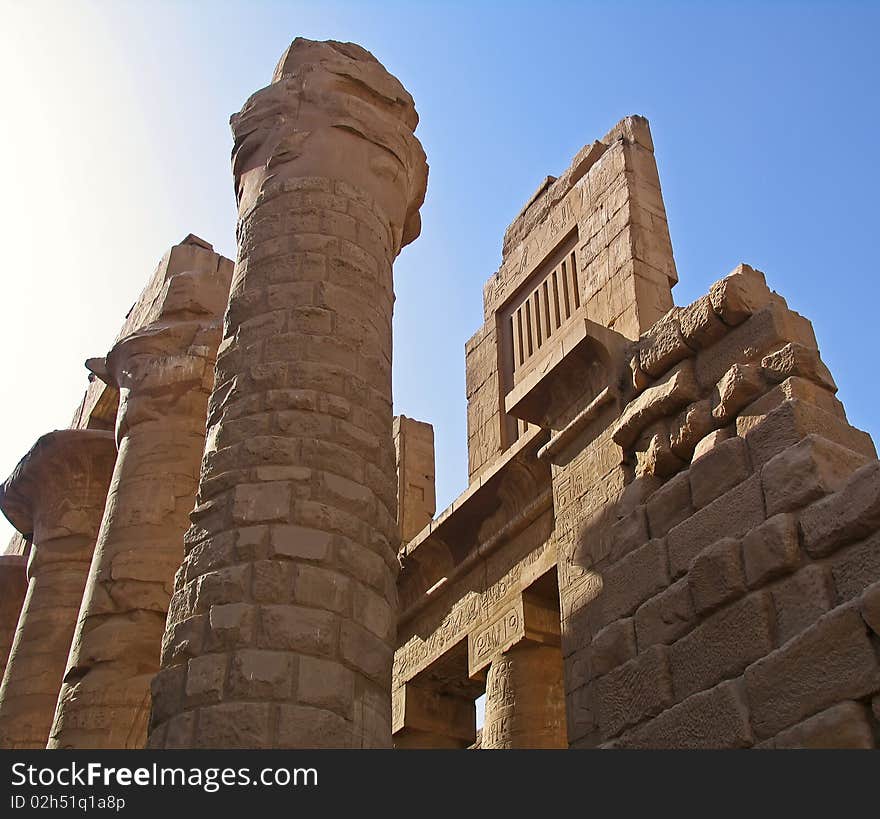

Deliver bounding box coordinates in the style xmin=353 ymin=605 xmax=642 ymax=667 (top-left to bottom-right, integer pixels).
xmin=510 ymin=247 xmax=580 ymax=377
xmin=499 ymin=231 xmax=581 ymax=446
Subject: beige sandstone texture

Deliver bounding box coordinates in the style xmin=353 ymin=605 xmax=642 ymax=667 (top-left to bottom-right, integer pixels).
xmin=393 ymin=115 xmax=880 ymax=750
xmin=0 ymin=556 xmax=27 ymax=682
xmin=147 ymin=38 xmax=427 ymax=749
xmin=1 ymin=49 xmax=878 ymax=750
xmin=0 ymin=431 xmax=116 ymax=748
xmin=394 ymin=416 xmax=436 ymax=544
xmin=48 ymin=237 xmax=233 ymax=749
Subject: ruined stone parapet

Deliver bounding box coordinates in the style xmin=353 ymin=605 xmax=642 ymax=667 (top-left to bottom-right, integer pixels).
xmin=48 ymin=237 xmax=233 ymax=749
xmin=554 ymin=263 xmax=880 ymax=748
xmin=148 ymin=38 xmax=428 ymax=749
xmin=0 ymin=430 xmax=116 ymax=748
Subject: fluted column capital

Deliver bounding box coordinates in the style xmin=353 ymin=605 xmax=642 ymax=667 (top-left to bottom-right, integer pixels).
xmin=0 ymin=429 xmax=116 ymax=546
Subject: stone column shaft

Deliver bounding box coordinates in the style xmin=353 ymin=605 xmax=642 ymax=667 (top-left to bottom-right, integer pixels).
xmin=48 ymin=241 xmax=232 ymax=750
xmin=481 ymin=642 xmax=567 ymax=749
xmin=149 ymin=38 xmax=427 ymax=749
xmin=0 ymin=430 xmax=116 ymax=748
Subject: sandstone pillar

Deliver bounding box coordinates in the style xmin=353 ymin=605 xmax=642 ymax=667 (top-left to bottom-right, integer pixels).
xmin=481 ymin=643 xmax=567 ymax=749
xmin=48 ymin=254 xmax=232 ymax=749
xmin=0 ymin=430 xmax=116 ymax=748
xmin=149 ymin=38 xmax=427 ymax=749
xmin=0 ymin=555 xmax=28 ymax=683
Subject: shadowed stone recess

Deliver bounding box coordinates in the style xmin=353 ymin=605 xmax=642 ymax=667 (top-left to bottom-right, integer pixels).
xmin=0 ymin=430 xmax=116 ymax=748
xmin=148 ymin=37 xmax=428 ymax=749
xmin=0 ymin=556 xmax=27 ymax=683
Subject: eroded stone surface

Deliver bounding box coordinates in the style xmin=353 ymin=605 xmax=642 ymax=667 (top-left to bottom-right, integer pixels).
xmin=0 ymin=430 xmax=116 ymax=749
xmin=149 ymin=38 xmax=427 ymax=749
xmin=48 ymin=237 xmax=233 ymax=750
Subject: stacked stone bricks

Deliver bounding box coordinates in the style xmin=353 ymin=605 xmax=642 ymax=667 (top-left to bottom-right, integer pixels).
xmin=563 ymin=265 xmax=880 ymax=748
xmin=148 ymin=39 xmax=428 ymax=749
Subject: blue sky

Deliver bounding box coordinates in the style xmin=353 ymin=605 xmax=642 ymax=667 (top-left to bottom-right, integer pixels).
xmin=0 ymin=1 xmax=878 ymax=546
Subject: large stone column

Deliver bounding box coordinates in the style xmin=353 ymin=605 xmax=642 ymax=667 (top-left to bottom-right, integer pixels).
xmin=48 ymin=253 xmax=232 ymax=749
xmin=149 ymin=38 xmax=428 ymax=749
xmin=481 ymin=643 xmax=567 ymax=749
xmin=0 ymin=555 xmax=28 ymax=683
xmin=0 ymin=430 xmax=116 ymax=748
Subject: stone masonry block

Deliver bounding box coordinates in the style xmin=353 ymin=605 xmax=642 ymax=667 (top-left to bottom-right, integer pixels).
xmin=742 ymin=513 xmax=800 ymax=588
xmin=258 ymin=605 xmax=337 ymax=656
xmin=761 ymin=434 xmax=869 ymax=516
xmin=590 ymin=618 xmax=637 ymax=678
xmin=608 ymin=505 xmax=649 ymax=562
xmin=635 ymin=426 xmax=685 ymax=479
xmin=669 ymin=400 xmax=714 ymax=461
xmin=830 ymin=530 xmax=880 ymax=605
xmin=800 ymin=461 xmax=880 ymax=557
xmin=763 ymin=701 xmax=874 ymax=749
xmin=297 ymin=656 xmax=356 ymax=719
xmin=739 ymin=376 xmax=844 ymax=424
xmin=761 ymin=342 xmax=836 ymax=392
xmin=860 ymin=580 xmax=880 ymax=638
xmin=667 ymin=474 xmax=765 ymax=578
xmin=185 ymin=654 xmax=227 ymax=705
xmin=612 ymin=360 xmax=700 ymax=450
xmin=696 ymin=301 xmax=817 ymax=390
xmin=689 ymin=436 xmax=751 ymax=509
xmin=232 ymin=482 xmax=292 ymax=524
xmin=638 ymin=308 xmax=691 ymax=377
xmin=227 ymin=649 xmax=292 ymax=700
xmin=597 ymin=645 xmax=673 ymax=740
xmin=194 ymin=703 xmax=272 ymax=749
xmin=740 ymin=399 xmax=875 ymax=471
xmin=634 ymin=576 xmax=695 ymax=650
xmin=688 ymin=537 xmax=746 ymax=614
xmin=708 ymin=264 xmax=772 ymax=326
xmin=599 ymin=538 xmax=669 ymax=627
xmin=770 ymin=564 xmax=834 ymax=646
xmin=744 ymin=604 xmax=880 ymax=738
xmin=669 ymin=592 xmax=774 ymax=702
xmin=617 ymin=475 xmax=662 ymax=519
xmin=678 ymin=294 xmax=728 ymax=351
xmin=340 ymin=620 xmax=392 ymax=687
xmin=615 ymin=680 xmax=753 ymax=749
xmin=691 ymin=427 xmax=733 ymax=462
xmin=711 ymin=362 xmax=765 ymax=424
xmin=646 ymin=469 xmax=693 ymax=538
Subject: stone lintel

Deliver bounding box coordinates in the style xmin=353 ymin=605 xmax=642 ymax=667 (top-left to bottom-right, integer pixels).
xmin=468 ymin=592 xmax=562 ymax=679
xmin=504 ymin=317 xmax=626 ymax=427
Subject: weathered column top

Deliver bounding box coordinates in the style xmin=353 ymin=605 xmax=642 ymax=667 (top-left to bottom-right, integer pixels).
xmin=83 ymin=262 xmax=232 ymax=441
xmin=0 ymin=429 xmax=117 ymax=545
xmin=231 ymin=37 xmax=429 ymax=255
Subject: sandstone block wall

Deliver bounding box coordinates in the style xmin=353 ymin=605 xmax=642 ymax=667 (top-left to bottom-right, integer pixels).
xmin=559 ymin=264 xmax=880 ymax=748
